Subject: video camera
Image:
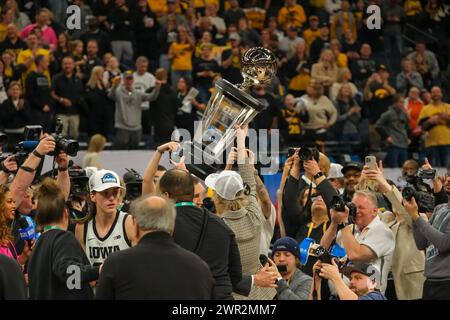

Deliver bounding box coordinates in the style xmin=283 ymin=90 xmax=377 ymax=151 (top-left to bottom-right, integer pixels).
xmin=123 ymin=168 xmax=143 ymax=201
xmin=330 ymin=196 xmax=357 ymax=224
xmin=299 ymin=238 xmax=346 ymax=268
xmin=288 ymin=147 xmax=320 ymax=162
xmin=69 ymin=166 xmax=89 ymax=197
xmin=402 ymin=170 xmax=436 ymax=213
xmin=50 ymin=118 xmax=79 ymax=157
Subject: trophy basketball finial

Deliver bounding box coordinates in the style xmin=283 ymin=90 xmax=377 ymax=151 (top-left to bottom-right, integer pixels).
xmin=240 ymin=47 xmax=277 ymax=91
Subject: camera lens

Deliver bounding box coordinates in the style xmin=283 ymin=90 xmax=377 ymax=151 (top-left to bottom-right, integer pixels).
xmin=402 ymin=187 xmax=415 ymax=201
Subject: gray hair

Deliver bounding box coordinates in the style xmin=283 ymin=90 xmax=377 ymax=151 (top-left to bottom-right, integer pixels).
xmin=353 ymin=190 xmax=378 ymax=208
xmin=130 ymin=194 xmax=176 ymax=233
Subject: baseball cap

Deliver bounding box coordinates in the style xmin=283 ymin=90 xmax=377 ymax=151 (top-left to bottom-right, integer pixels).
xmin=342 ymin=262 xmax=380 ymax=279
xmin=329 ymin=163 xmax=344 ymax=179
xmin=205 ymin=170 xmax=244 ymax=200
xmin=89 ymin=169 xmax=123 ymax=192
xmin=377 ymin=64 xmax=388 ymax=72
xmin=124 ymin=70 xmax=134 ymax=78
xmin=229 ymin=32 xmax=241 ymax=41
xmin=320 ymin=21 xmax=329 ymax=28
xmin=309 ymin=15 xmax=319 ymax=21
xmin=341 ymin=161 xmax=363 ymax=175
xmin=272 ymin=237 xmax=299 ymax=258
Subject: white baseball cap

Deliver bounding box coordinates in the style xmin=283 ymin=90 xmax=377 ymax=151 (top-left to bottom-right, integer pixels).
xmin=329 ymin=163 xmax=344 ymax=179
xmin=205 ymin=170 xmax=244 ymax=200
xmin=89 ymin=169 xmax=123 ymax=192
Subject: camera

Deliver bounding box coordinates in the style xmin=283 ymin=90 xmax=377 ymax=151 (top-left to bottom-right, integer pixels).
xmin=123 ymin=168 xmax=143 ymax=201
xmin=417 ymin=168 xmax=436 ymax=180
xmin=313 ymin=246 xmax=333 ymax=264
xmin=299 ymin=147 xmax=319 ymax=162
xmin=69 ymin=166 xmax=89 ymax=197
xmin=50 ymin=119 xmax=79 ymax=157
xmin=0 ymin=143 xmax=34 ymax=171
xmin=402 ymin=186 xmax=435 ymax=213
xmin=330 ymin=195 xmax=357 ymax=224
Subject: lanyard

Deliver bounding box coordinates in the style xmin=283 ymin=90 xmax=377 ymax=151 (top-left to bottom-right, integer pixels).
xmin=175 ymin=202 xmax=196 ymax=207
xmin=43 ymin=226 xmax=63 ymax=232
xmin=307 ymin=222 xmax=327 ymax=238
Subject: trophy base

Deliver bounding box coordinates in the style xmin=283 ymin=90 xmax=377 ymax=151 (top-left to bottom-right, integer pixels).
xmin=181 ymin=141 xmax=218 ymax=180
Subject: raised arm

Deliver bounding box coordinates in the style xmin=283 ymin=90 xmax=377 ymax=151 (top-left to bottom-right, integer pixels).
xmin=142 ymin=142 xmax=180 ymax=195
xmin=55 ymin=152 xmax=71 ymax=201
xmin=10 ymin=135 xmax=56 ymax=207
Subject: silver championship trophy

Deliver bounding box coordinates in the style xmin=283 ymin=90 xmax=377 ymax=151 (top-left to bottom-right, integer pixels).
xmin=180 ymin=47 xmax=277 ymax=179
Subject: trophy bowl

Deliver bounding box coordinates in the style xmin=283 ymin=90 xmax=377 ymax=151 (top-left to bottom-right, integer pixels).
xmin=179 ymin=47 xmax=277 ymax=179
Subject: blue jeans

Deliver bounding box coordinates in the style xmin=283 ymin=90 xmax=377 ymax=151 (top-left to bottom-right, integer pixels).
xmin=425 ymin=145 xmax=450 ymax=168
xmin=385 ymin=146 xmax=408 ymax=168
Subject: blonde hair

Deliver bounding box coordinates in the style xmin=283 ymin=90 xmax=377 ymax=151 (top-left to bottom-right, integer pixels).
xmin=86 ymin=66 xmax=104 ymax=89
xmin=212 ymin=190 xmax=248 ymax=213
xmin=87 ymin=134 xmax=106 ymax=153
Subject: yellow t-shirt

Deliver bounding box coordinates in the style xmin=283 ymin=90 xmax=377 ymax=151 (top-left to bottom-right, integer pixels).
xmin=147 ymin=0 xmax=167 ymax=16
xmin=244 ymin=7 xmax=266 ymax=30
xmin=0 ymin=23 xmax=8 ymax=42
xmin=278 ymin=5 xmax=306 ymax=30
xmin=170 ymin=42 xmax=193 ymax=71
xmin=303 ymin=29 xmax=321 ymax=48
xmin=16 ymin=48 xmax=51 ymax=85
xmin=336 ymin=53 xmax=348 ymax=68
xmin=418 ymin=103 xmax=450 ymax=147
xmin=405 ymin=0 xmax=422 ymax=16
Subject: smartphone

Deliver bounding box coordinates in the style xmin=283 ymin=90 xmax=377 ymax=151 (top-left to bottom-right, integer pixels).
xmin=277 ymin=265 xmax=287 ymax=273
xmin=365 ymin=156 xmax=377 ymax=170
xmin=259 ymin=254 xmax=269 ymax=266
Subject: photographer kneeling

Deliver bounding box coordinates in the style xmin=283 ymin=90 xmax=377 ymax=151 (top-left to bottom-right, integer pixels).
xmin=314 ymin=260 xmax=387 ymax=300
xmin=403 ymin=195 xmax=450 ymax=300
xmin=320 ymin=190 xmax=395 ymax=293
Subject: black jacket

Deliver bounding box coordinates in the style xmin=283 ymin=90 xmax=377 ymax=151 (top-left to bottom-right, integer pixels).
xmin=25 ymin=71 xmax=53 ymax=113
xmin=174 ymin=205 xmax=242 ymax=300
xmin=0 ymin=98 xmax=32 ymax=130
xmin=95 ymin=231 xmax=215 ymax=300
xmin=282 ymin=175 xmax=338 ymax=243
xmin=0 ymin=254 xmax=27 ymax=300
xmin=28 ymin=229 xmax=98 ymax=300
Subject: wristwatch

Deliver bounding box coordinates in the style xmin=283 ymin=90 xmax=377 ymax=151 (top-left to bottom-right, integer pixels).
xmin=338 ymin=222 xmax=350 ymax=231
xmin=313 ymin=172 xmax=324 ymax=180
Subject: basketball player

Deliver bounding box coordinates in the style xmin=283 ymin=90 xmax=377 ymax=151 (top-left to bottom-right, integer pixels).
xmin=75 ymin=170 xmax=136 ymax=266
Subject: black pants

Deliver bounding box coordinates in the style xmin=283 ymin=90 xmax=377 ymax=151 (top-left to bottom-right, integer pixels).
xmin=423 ymin=279 xmax=450 ymax=300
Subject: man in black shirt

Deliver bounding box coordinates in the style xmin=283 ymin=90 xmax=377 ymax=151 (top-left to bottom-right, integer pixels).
xmin=158 ymin=167 xmax=242 ymax=300
xmin=108 ymin=0 xmax=135 ymax=64
xmin=25 ymin=54 xmax=53 ymax=132
xmin=96 ymin=194 xmax=215 ymax=300
xmin=193 ymin=43 xmax=220 ymax=102
xmin=82 ymin=40 xmax=103 ymax=83
xmin=351 ymin=43 xmax=377 ymax=89
xmin=310 ymin=22 xmax=330 ymax=64
xmin=51 ymin=56 xmax=85 ymax=139
xmin=80 ymin=17 xmax=111 ymax=57
xmin=251 ymin=85 xmax=280 ymax=132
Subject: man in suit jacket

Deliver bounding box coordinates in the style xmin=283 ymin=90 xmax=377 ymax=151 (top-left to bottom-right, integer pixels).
xmin=95 ymin=194 xmax=215 ymax=300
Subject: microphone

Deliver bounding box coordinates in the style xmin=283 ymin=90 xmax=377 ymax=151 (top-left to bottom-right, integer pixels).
xmin=17 ymin=215 xmax=35 ymax=250
xmin=18 ymin=141 xmax=40 ymax=150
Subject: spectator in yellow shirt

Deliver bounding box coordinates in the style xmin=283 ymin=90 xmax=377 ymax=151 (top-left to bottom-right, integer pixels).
xmin=0 ymin=7 xmax=14 ymax=42
xmin=278 ymin=0 xmax=306 ymax=32
xmin=303 ymin=16 xmax=321 ymax=49
xmin=16 ymin=31 xmax=50 ymax=86
xmin=330 ymin=0 xmax=357 ymax=41
xmin=168 ymin=25 xmax=195 ymax=89
xmin=417 ymin=86 xmax=450 ymax=167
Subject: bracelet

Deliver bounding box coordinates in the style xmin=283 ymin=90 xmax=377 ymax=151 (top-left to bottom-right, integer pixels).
xmin=20 ymin=166 xmax=35 ymax=173
xmin=313 ymin=172 xmax=324 ymax=180
xmin=32 ymin=149 xmax=44 ymax=159
xmin=157 ymin=149 xmax=164 ymax=154
xmin=58 ymin=167 xmax=68 ymax=171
